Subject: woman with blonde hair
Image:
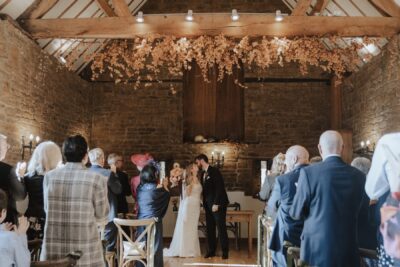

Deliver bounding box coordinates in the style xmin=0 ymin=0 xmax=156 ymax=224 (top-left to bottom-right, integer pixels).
xmin=164 ymin=163 xmax=202 ymax=258
xmin=24 ymin=141 xmax=62 ymax=240
xmin=259 ymin=153 xmax=286 ymax=218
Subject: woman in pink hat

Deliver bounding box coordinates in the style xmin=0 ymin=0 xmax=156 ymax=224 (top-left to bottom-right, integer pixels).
xmin=130 ymin=153 xmax=153 ymax=214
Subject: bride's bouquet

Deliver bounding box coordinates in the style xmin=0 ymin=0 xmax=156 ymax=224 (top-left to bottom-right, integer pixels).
xmin=169 ymin=163 xmax=184 ymax=188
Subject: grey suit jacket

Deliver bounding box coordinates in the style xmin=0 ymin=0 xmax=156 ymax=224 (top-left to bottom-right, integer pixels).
xmin=90 ymin=165 xmax=122 ymax=222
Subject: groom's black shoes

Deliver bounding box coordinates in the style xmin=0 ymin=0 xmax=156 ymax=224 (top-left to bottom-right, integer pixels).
xmin=204 ymin=252 xmax=216 ymax=258
xmin=222 ymin=253 xmax=229 ymax=259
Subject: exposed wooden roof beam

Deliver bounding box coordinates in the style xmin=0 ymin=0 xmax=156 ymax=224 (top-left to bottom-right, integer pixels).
xmin=95 ymin=0 xmax=116 ymax=16
xmin=291 ymin=0 xmax=313 ymax=16
xmin=19 ymin=14 xmax=400 ymax=39
xmin=370 ymin=0 xmax=400 ymax=17
xmin=112 ymin=0 xmax=132 ymax=17
xmin=18 ymin=0 xmax=58 ymax=19
xmin=311 ymin=0 xmax=330 ymax=15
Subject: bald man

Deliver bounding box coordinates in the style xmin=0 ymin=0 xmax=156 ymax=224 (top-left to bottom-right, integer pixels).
xmin=290 ymin=130 xmax=366 ymax=267
xmin=268 ymin=145 xmax=309 ymax=267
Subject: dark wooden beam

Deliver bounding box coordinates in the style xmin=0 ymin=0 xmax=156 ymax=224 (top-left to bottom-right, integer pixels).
xmin=369 ymin=0 xmax=400 ymax=17
xmin=311 ymin=0 xmax=330 ymax=15
xmin=291 ymin=0 xmax=313 ymax=16
xmin=18 ymin=0 xmax=58 ymax=19
xmin=18 ymin=15 xmax=400 ymax=38
xmin=95 ymin=0 xmax=116 ymax=16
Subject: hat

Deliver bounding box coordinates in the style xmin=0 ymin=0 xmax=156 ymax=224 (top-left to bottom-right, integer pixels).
xmin=130 ymin=153 xmax=153 ymax=168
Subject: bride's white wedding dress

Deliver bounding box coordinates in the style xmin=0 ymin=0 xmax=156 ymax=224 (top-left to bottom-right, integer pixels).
xmin=164 ymin=183 xmax=202 ymax=257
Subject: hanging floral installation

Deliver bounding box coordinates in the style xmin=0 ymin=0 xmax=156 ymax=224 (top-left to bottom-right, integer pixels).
xmin=65 ymin=35 xmax=375 ymax=87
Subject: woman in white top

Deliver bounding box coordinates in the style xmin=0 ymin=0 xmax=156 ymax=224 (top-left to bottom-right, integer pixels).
xmin=164 ymin=163 xmax=202 ymax=257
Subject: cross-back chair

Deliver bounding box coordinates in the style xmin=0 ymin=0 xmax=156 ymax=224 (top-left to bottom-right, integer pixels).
xmin=113 ymin=218 xmax=157 ymax=267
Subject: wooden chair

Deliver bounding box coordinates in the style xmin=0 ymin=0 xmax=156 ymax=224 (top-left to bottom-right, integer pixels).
xmin=227 ymin=202 xmax=241 ymax=250
xmin=30 ymin=251 xmax=83 ymax=267
xmin=28 ymin=239 xmax=43 ymax=261
xmin=114 ymin=218 xmax=157 ymax=267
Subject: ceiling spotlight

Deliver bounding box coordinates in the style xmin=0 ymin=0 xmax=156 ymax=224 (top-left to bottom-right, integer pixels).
xmin=185 ymin=9 xmax=193 ymax=21
xmin=136 ymin=11 xmax=144 ymax=23
xmin=231 ymin=9 xmax=239 ymax=21
xmin=59 ymin=56 xmax=67 ymax=64
xmin=275 ymin=10 xmax=284 ymax=22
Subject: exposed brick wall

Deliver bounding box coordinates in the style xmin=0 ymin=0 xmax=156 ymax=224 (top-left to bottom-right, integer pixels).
xmin=341 ymin=35 xmax=400 ymax=149
xmin=0 ymin=20 xmax=92 ymax=164
xmin=91 ymin=74 xmax=330 ymax=194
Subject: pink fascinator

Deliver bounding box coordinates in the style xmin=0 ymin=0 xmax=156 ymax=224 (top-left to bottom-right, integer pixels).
xmin=130 ymin=153 xmax=153 ymax=168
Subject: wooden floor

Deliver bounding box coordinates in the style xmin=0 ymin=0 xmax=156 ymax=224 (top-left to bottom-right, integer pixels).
xmin=164 ymin=240 xmax=258 ymax=267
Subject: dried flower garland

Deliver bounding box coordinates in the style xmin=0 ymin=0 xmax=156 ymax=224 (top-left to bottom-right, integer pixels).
xmin=65 ymin=35 xmax=374 ymax=87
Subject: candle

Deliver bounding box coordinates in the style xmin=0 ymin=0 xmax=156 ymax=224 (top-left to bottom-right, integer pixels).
xmin=366 ymin=140 xmax=371 ymax=146
xmin=160 ymin=161 xmax=166 ymax=181
xmin=261 ymin=161 xmax=267 ymax=186
xmin=35 ymin=136 xmax=40 ymax=143
xmin=360 ymin=141 xmax=365 ymax=148
xmin=29 ymin=134 xmax=34 ymax=141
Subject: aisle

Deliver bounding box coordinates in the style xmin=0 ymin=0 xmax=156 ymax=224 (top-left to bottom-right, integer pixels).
xmin=164 ymin=239 xmax=257 ymax=267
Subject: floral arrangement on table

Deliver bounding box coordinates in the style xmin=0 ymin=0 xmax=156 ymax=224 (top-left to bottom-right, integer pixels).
xmin=66 ymin=35 xmax=375 ymax=88
xmin=169 ymin=162 xmax=184 ymax=188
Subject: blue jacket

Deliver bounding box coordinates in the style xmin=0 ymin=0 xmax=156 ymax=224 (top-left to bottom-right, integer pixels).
xmin=289 ymin=156 xmax=365 ymax=267
xmin=89 ymin=165 xmax=122 ymax=222
xmin=268 ymin=164 xmax=307 ymax=253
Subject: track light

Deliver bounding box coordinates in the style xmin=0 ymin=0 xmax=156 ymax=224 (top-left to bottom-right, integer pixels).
xmin=275 ymin=10 xmax=283 ymax=22
xmin=185 ymin=10 xmax=193 ymax=21
xmin=136 ymin=11 xmax=144 ymax=23
xmin=231 ymin=9 xmax=239 ymax=21
xmin=59 ymin=56 xmax=67 ymax=64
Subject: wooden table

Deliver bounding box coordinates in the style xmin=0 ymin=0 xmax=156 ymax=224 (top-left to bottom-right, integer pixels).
xmin=199 ymin=210 xmax=254 ymax=257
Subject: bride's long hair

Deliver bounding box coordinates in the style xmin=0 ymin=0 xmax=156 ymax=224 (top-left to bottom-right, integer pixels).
xmin=184 ymin=163 xmax=199 ymax=186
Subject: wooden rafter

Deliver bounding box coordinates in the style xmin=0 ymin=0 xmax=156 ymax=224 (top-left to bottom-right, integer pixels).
xmin=291 ymin=0 xmax=313 ymax=16
xmin=112 ymin=0 xmax=131 ymax=17
xmin=18 ymin=0 xmax=58 ymax=19
xmin=19 ymin=14 xmax=400 ymax=39
xmin=311 ymin=0 xmax=330 ymax=15
xmin=95 ymin=0 xmax=116 ymax=16
xmin=370 ymin=0 xmax=400 ymax=17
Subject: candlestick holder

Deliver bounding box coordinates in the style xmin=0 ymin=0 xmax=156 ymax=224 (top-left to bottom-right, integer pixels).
xmin=21 ymin=134 xmax=40 ymax=160
xmin=211 ymin=150 xmax=225 ymax=169
xmin=354 ymin=139 xmax=375 ymax=157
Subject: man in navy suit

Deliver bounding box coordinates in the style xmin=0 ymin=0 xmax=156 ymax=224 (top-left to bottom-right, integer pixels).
xmin=268 ymin=145 xmax=309 ymax=266
xmin=89 ymin=148 xmax=122 ymax=252
xmin=290 ymin=130 xmax=366 ymax=267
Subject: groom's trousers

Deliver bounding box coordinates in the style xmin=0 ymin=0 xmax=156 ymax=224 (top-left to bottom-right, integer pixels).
xmin=205 ymin=204 xmax=229 ymax=255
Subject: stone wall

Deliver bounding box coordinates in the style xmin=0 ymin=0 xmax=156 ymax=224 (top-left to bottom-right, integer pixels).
xmin=341 ymin=35 xmax=400 ymax=149
xmin=0 ymin=20 xmax=92 ymax=164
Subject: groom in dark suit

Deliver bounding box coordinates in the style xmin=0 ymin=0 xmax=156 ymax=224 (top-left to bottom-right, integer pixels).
xmin=195 ymin=154 xmax=229 ymax=259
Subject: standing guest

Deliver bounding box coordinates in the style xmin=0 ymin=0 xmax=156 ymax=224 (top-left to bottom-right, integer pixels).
xmin=130 ymin=153 xmax=153 ymax=214
xmin=290 ymin=130 xmax=366 ymax=267
xmin=0 ymin=134 xmax=26 ymax=225
xmin=41 ymin=135 xmax=109 ymax=267
xmin=108 ymin=153 xmax=131 ymax=216
xmin=268 ymin=146 xmax=309 ymax=267
xmin=259 ymin=153 xmax=285 ymax=218
xmin=137 ymin=163 xmax=170 ymax=267
xmin=351 ymin=157 xmax=378 ymax=267
xmin=0 ymin=189 xmax=30 ymax=267
xmin=195 ymin=154 xmax=230 ymax=260
xmin=309 ymin=156 xmax=322 ymax=164
xmin=366 ymin=133 xmax=400 ymax=266
xmin=89 ymin=148 xmax=122 ymax=252
xmin=24 ymin=141 xmax=62 ymax=240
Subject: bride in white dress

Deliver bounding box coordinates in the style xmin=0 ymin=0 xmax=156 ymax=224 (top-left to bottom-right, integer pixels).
xmin=164 ymin=163 xmax=202 ymax=257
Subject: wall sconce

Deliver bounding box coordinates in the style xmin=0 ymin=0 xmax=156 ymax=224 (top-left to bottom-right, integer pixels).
xmin=211 ymin=150 xmax=225 ymax=169
xmin=21 ymin=134 xmax=40 ymax=160
xmin=355 ymin=139 xmax=375 ymax=157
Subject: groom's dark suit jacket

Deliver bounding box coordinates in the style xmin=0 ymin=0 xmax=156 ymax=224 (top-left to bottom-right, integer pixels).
xmin=202 ymin=166 xmax=229 ymax=208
